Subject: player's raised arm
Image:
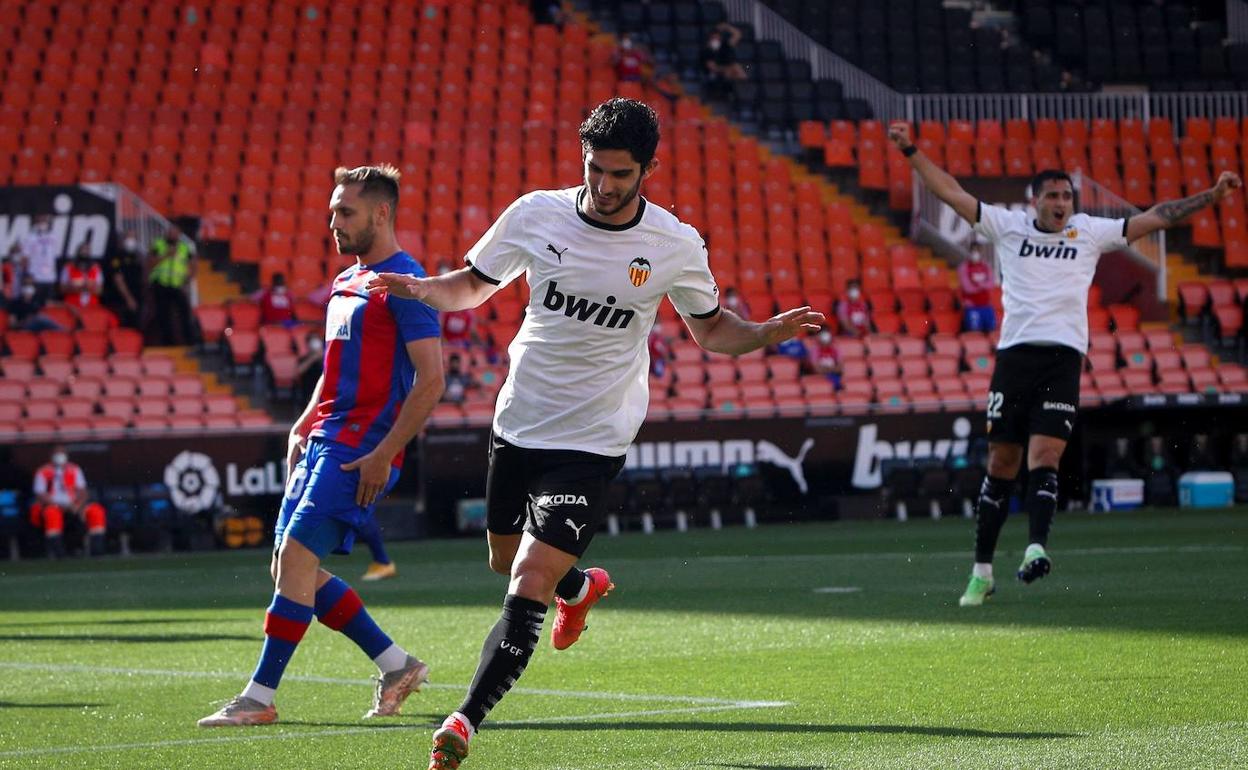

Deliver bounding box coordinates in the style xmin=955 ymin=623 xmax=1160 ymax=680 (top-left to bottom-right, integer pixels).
xmin=1125 ymin=170 xmax=1242 ymax=242
xmin=888 ymin=121 xmax=980 ymax=225
xmin=684 ymin=305 xmax=825 ymax=357
xmin=366 ymin=266 xmax=499 ymax=311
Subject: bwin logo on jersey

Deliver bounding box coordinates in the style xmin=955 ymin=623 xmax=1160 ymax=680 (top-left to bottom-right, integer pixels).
xmin=1018 ymin=238 xmax=1077 ymax=260
xmin=542 ymin=281 xmax=636 ymax=329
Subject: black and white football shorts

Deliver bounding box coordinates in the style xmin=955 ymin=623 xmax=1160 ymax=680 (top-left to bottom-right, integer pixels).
xmin=484 ymin=433 xmax=626 ymax=558
xmin=984 ymin=343 xmax=1083 ymax=444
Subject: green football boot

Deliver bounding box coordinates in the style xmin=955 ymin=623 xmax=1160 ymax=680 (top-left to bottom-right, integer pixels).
xmin=958 ymin=574 xmax=995 ymax=607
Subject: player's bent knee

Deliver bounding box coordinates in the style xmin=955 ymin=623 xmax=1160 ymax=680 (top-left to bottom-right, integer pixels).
xmin=488 ymin=553 xmax=513 ymax=576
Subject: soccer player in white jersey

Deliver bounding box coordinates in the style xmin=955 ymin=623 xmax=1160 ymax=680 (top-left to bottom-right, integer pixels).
xmin=888 ymin=122 xmax=1240 ymax=606
xmin=370 ymin=98 xmax=824 ymax=769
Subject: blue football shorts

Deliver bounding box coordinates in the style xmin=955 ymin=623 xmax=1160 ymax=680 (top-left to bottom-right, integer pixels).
xmin=274 ymin=439 xmax=400 ymax=558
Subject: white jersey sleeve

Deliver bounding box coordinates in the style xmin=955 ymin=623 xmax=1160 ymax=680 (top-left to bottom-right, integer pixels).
xmin=666 ymin=238 xmax=720 ymax=318
xmin=1083 ymin=214 xmax=1129 ymax=252
xmin=972 ymin=202 xmax=1016 ymax=242
xmin=463 ymin=194 xmax=534 ymax=288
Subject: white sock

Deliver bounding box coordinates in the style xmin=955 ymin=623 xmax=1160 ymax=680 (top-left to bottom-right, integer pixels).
xmin=972 ymin=562 xmax=993 ymax=580
xmin=563 ymin=575 xmax=591 ymax=606
xmin=448 ymin=711 xmax=476 ymax=739
xmin=1026 ymin=542 xmax=1044 ymax=553
xmin=373 ymin=643 xmax=410 ymax=674
xmin=241 ymin=680 xmax=276 ymax=706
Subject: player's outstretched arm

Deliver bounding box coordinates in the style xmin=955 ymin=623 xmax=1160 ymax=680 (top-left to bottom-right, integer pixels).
xmin=1126 ymin=171 xmax=1242 ymax=242
xmin=366 ymin=266 xmax=499 ymax=311
xmin=684 ymin=305 xmax=825 ymax=357
xmin=888 ymin=121 xmax=979 ymax=225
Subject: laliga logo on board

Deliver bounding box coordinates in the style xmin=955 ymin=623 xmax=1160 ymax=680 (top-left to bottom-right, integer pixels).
xmin=163 ymin=451 xmax=290 ymax=512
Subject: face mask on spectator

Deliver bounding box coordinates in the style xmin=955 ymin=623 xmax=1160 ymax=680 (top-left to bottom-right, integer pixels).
xmin=52 ymin=452 xmax=67 ymax=466
xmin=848 ymin=287 xmax=861 ymax=300
xmin=819 ymin=331 xmax=832 ymax=344
xmin=124 ymin=237 xmax=138 ymax=252
xmin=308 ymin=337 xmax=323 ymax=352
xmin=21 ymin=285 xmax=35 ymax=300
xmin=273 ymin=285 xmax=287 ymax=295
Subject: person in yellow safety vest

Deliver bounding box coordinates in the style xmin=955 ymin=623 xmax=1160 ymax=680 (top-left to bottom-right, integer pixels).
xmin=148 ymin=225 xmax=196 ymax=345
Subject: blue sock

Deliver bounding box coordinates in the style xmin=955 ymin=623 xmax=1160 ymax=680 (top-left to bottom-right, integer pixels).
xmin=250 ymin=594 xmax=313 ymax=689
xmin=315 ymin=576 xmax=393 ymax=659
xmin=357 ymin=519 xmax=390 ymax=565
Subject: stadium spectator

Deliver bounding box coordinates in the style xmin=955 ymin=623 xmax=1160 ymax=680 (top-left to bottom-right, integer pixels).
xmin=60 ymin=242 xmax=104 ymax=309
xmin=1104 ymin=437 xmax=1143 ymax=479
xmin=810 ymin=329 xmax=843 ymax=390
xmin=835 ymin=279 xmax=871 ymax=338
xmin=771 ymin=334 xmax=810 ymax=372
xmin=367 ymin=98 xmax=823 ymax=768
xmin=442 ymin=352 xmax=478 ymax=404
xmin=1231 ymin=433 xmax=1248 ymax=469
xmin=441 ymin=307 xmax=479 ymax=348
xmin=20 ymin=213 xmax=59 ymax=306
xmin=889 ymin=120 xmax=1241 ymax=607
xmin=958 ymin=241 xmax=997 ymax=332
xmin=198 ymin=164 xmax=441 ymax=729
xmin=722 ymin=286 xmax=750 ymax=319
xmin=613 ymin=35 xmax=650 ymax=83
xmin=1187 ymin=434 xmax=1218 ymax=471
xmin=1142 ymin=436 xmax=1177 ymax=505
xmin=29 ymin=446 xmax=107 ymax=558
xmin=256 ymin=273 xmax=295 ymax=326
xmin=295 ymin=329 xmax=323 ymax=402
xmin=647 ymin=322 xmax=672 ymax=379
xmin=702 ymin=21 xmax=747 ymax=94
xmin=148 ymin=226 xmax=196 ymax=345
xmin=0 ymin=245 xmax=21 ymax=304
xmin=103 ymin=230 xmax=144 ymax=328
xmin=7 ymin=275 xmax=63 ymax=331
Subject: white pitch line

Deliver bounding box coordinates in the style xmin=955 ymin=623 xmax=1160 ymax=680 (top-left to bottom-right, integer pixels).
xmin=0 ymin=664 xmax=788 ymax=759
xmin=0 ymin=661 xmax=784 ymax=707
xmin=0 ymin=544 xmax=1240 ymax=586
xmin=0 ymin=699 xmax=790 ymax=759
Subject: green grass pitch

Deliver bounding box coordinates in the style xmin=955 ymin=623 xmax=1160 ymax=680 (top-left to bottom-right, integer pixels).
xmin=1 ymin=508 xmax=1245 ymax=769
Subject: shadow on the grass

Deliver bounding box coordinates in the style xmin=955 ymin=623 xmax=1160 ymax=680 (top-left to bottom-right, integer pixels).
xmin=0 ymin=701 xmax=106 ymax=709
xmin=0 ymin=632 xmax=254 ymax=644
xmin=699 ymin=764 xmax=827 ymax=770
xmin=0 ymin=617 xmax=206 ymax=628
xmin=490 ymin=721 xmax=1080 ymax=740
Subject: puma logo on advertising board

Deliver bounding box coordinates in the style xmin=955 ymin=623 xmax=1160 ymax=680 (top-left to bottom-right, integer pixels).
xmin=626 ymin=438 xmax=815 ymax=494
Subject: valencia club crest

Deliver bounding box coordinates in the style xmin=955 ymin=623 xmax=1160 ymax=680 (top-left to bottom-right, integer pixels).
xmin=628 ymin=257 xmax=651 ymax=287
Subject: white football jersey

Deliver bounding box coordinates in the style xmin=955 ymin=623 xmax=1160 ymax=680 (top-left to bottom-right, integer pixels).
xmin=974 ymin=203 xmax=1127 ymax=353
xmin=465 ymin=187 xmax=720 ymax=456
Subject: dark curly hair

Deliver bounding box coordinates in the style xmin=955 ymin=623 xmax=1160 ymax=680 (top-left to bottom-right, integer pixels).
xmin=578 ymin=98 xmax=661 ymax=167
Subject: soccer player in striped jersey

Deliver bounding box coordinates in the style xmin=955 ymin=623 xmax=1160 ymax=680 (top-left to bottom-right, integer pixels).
xmin=198 ymin=165 xmax=445 ymax=726
xmin=371 ymin=98 xmax=824 ymax=770
xmin=888 ymin=121 xmax=1241 ymax=606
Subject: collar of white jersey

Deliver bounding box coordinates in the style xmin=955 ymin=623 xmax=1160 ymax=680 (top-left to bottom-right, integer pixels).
xmin=575 ymin=187 xmax=647 ymax=232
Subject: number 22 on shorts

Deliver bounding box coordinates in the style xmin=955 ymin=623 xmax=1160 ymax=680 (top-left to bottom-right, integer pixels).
xmin=986 ymin=391 xmax=1004 ymax=419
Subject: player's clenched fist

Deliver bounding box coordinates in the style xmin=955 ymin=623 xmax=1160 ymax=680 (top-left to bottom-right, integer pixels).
xmin=887 ymin=121 xmax=912 ymax=150
xmin=1213 ymin=171 xmax=1242 ymax=202
xmin=366 ymin=272 xmax=430 ymax=300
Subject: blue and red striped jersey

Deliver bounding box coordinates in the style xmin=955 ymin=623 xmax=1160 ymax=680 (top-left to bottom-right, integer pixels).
xmin=309 ymin=251 xmax=439 ymax=462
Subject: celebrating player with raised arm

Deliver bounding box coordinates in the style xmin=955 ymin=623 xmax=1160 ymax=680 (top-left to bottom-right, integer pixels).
xmin=887 ymin=121 xmax=1240 ymax=606
xmin=198 ymin=166 xmax=445 ymax=727
xmin=370 ymin=98 xmax=824 ymax=769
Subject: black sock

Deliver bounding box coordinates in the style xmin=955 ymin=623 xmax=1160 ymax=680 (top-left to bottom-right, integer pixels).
xmin=554 ymin=567 xmax=586 ymax=602
xmin=973 ymin=475 xmax=1015 ymax=564
xmin=458 ymin=594 xmax=547 ymax=729
xmin=1026 ymin=466 xmax=1060 ymax=546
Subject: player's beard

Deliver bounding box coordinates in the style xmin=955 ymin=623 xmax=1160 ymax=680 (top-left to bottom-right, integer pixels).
xmin=589 ymin=174 xmax=643 ymax=217
xmin=335 ymin=222 xmax=376 ymax=256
